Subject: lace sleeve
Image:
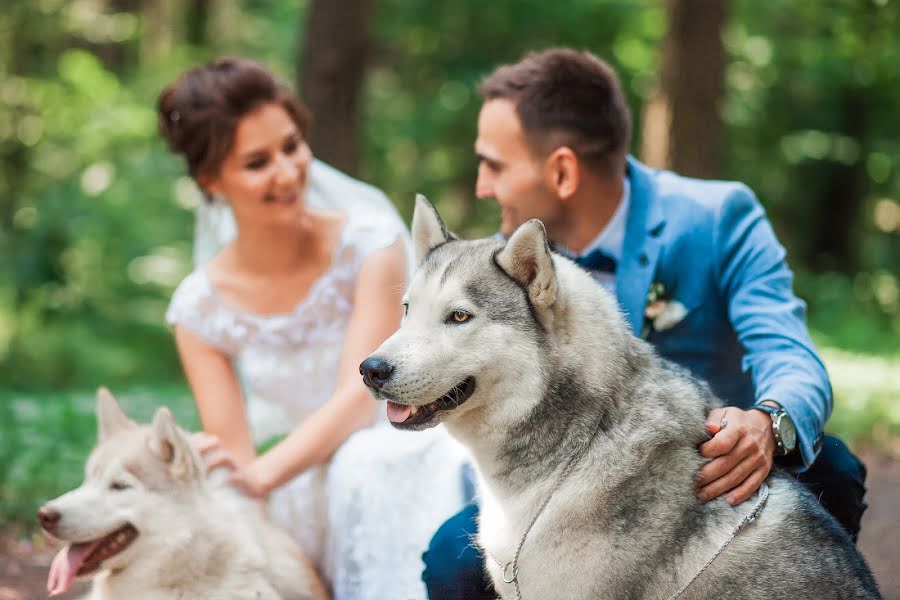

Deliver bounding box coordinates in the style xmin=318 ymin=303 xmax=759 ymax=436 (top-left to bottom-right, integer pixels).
xmin=347 ymin=213 xmax=409 ymax=270
xmin=165 ymin=272 xmax=238 ymax=355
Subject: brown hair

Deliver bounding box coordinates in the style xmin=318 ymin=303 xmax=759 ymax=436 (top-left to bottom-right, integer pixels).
xmin=478 ymin=48 xmax=632 ymax=176
xmin=157 ymin=57 xmax=311 ymax=185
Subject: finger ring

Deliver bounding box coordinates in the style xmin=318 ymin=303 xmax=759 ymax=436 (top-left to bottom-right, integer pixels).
xmin=719 ymin=417 xmax=728 ymax=430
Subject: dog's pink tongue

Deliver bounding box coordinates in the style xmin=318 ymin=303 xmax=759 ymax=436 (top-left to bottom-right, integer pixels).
xmin=47 ymin=541 xmax=100 ymax=596
xmin=386 ymin=401 xmax=412 ymax=423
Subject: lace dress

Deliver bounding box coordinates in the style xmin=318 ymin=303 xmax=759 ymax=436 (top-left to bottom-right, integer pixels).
xmin=165 ymin=209 xmax=469 ymax=600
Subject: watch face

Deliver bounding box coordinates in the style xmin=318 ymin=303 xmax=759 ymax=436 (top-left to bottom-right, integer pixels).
xmin=777 ymin=412 xmax=797 ymax=452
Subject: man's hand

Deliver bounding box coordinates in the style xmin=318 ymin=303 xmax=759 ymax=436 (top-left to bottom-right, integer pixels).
xmin=695 ymin=406 xmax=776 ymax=505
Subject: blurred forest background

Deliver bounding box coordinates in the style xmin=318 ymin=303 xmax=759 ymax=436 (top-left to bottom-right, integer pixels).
xmin=1 ymin=0 xmax=898 ymax=528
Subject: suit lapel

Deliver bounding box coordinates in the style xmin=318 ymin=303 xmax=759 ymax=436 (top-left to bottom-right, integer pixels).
xmin=616 ymin=157 xmax=666 ymax=336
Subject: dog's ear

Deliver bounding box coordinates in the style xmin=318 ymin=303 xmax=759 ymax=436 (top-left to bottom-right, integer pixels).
xmin=96 ymin=387 xmax=136 ymax=442
xmin=148 ymin=407 xmax=202 ymax=482
xmin=496 ymin=219 xmax=557 ymax=308
xmin=411 ymin=194 xmax=456 ymax=266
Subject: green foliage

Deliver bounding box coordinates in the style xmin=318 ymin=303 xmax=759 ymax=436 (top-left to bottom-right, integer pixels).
xmin=823 ymin=347 xmax=900 ymax=449
xmin=724 ymin=0 xmax=900 ymax=278
xmin=0 ymin=3 xmax=242 ymax=389
xmin=801 ymin=269 xmax=900 ymax=356
xmin=0 ymin=2 xmax=896 ymax=392
xmin=364 ymin=0 xmax=666 ymax=235
xmin=0 ymin=0 xmax=897 ymax=533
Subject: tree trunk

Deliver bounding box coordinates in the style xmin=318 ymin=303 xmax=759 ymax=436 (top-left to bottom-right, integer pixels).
xmin=640 ymin=0 xmax=727 ymax=179
xmin=185 ymin=0 xmax=210 ymax=46
xmin=141 ymin=0 xmax=177 ymax=65
xmin=807 ymin=91 xmax=866 ymax=272
xmin=0 ymin=4 xmax=31 ymax=233
xmin=298 ymin=0 xmax=374 ymax=175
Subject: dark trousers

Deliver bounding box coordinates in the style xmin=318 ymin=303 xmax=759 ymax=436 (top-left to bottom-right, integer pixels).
xmin=421 ymin=435 xmax=867 ymax=600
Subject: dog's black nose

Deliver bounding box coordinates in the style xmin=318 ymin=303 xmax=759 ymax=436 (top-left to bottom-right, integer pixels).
xmin=38 ymin=505 xmax=61 ymax=532
xmin=359 ymin=357 xmax=395 ymax=390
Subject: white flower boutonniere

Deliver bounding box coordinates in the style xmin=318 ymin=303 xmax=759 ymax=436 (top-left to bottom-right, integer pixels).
xmin=641 ymin=282 xmax=688 ymax=338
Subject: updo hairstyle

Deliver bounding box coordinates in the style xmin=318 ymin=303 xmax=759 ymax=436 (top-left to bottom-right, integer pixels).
xmin=157 ymin=57 xmax=311 ymax=185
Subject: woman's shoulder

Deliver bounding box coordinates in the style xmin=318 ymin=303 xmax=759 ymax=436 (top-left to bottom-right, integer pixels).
xmin=164 ymin=269 xmax=237 ymax=350
xmin=166 ymin=269 xmax=214 ymax=320
xmin=338 ymin=206 xmax=409 ymax=263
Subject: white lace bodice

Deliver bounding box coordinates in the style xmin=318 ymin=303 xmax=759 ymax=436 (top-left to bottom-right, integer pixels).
xmin=166 ymin=212 xmax=402 ymax=445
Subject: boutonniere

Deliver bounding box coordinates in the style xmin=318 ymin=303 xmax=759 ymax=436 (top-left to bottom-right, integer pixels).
xmin=641 ymin=282 xmax=688 ymax=338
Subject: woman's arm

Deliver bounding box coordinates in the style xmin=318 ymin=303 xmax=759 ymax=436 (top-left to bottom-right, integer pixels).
xmin=236 ymin=238 xmax=407 ymax=496
xmin=173 ymin=325 xmax=256 ymax=469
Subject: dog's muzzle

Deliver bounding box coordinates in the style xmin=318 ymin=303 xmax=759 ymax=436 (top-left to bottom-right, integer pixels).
xmin=359 ymin=356 xmax=394 ymax=391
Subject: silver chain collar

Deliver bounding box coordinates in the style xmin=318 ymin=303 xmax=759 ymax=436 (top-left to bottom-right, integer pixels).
xmin=487 ymin=444 xmax=587 ymax=599
xmin=667 ymin=482 xmax=769 ymax=599
xmin=487 ymin=422 xmax=605 ymax=600
xmin=487 ymin=465 xmax=770 ymax=600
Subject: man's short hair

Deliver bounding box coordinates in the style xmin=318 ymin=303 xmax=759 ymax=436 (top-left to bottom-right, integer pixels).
xmin=478 ymin=48 xmax=632 ymax=176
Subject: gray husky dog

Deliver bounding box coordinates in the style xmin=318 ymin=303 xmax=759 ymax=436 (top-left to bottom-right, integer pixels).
xmin=361 ymin=196 xmax=880 ymax=599
xmin=37 ymin=389 xmax=328 ymax=600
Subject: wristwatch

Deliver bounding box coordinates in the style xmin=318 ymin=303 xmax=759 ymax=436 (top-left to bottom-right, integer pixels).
xmin=751 ymin=403 xmax=797 ymax=457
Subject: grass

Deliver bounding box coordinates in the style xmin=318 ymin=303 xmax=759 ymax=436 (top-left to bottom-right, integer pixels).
xmin=0 ymin=343 xmax=897 ymax=530
xmin=820 ymin=346 xmax=900 ymax=448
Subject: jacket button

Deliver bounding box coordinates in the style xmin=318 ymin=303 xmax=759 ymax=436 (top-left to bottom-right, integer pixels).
xmin=639 ymin=253 xmax=649 ymax=266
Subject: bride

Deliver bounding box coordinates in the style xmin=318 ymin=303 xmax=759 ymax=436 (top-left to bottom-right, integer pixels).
xmin=158 ymin=57 xmax=468 ymax=599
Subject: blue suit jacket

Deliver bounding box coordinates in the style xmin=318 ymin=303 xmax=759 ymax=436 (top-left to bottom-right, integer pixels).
xmin=617 ymin=157 xmax=830 ymax=469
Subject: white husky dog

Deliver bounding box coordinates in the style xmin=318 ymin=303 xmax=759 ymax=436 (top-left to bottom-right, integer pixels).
xmin=360 ymin=196 xmax=880 ymax=600
xmin=38 ymin=389 xmax=328 ymax=600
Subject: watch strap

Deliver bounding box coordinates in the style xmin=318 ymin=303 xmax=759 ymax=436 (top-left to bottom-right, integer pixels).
xmin=750 ymin=403 xmax=787 ymax=456
xmin=750 ymin=403 xmax=778 ymax=416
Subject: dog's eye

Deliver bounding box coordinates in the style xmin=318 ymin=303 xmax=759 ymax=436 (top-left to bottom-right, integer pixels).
xmin=448 ymin=310 xmax=471 ymax=324
xmin=110 ymin=481 xmax=131 ymax=491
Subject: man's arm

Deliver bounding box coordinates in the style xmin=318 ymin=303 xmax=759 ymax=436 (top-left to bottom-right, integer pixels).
xmin=695 ymin=185 xmax=831 ymax=505
xmin=715 ymin=185 xmax=831 ymax=468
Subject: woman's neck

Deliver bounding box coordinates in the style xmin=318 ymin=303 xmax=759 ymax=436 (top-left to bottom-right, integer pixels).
xmin=231 ymin=212 xmax=325 ymax=276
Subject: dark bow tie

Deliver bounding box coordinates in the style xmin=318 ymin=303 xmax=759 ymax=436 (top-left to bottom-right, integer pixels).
xmin=499 ymin=235 xmax=617 ymax=274
xmin=571 ymin=246 xmax=617 ymax=273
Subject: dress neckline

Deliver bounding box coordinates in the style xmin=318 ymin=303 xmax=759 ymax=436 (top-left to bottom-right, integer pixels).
xmin=200 ymin=211 xmax=352 ymax=320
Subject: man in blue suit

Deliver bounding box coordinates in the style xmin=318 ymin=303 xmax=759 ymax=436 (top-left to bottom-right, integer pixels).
xmin=422 ymin=48 xmax=868 ymax=599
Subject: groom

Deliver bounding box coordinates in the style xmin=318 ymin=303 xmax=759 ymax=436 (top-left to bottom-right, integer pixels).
xmin=422 ymin=48 xmax=868 ymax=599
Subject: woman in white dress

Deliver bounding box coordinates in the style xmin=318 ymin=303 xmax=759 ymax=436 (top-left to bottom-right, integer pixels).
xmin=158 ymin=57 xmax=467 ymax=600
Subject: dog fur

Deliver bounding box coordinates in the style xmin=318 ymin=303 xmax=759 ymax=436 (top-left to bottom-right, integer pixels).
xmin=38 ymin=389 xmax=328 ymax=600
xmin=361 ymin=196 xmax=881 ymax=599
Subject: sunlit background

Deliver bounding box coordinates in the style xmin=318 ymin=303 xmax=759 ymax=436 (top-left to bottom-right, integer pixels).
xmin=0 ymin=1 xmax=898 ymax=589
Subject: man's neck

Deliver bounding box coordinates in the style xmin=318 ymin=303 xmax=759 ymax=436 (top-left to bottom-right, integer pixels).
xmin=560 ymin=175 xmax=624 ymax=254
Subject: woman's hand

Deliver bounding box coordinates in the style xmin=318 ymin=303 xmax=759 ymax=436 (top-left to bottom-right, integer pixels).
xmin=192 ymin=432 xmax=272 ymax=500
xmin=192 ymin=432 xmax=240 ymax=471
xmin=228 ymin=463 xmax=271 ymax=499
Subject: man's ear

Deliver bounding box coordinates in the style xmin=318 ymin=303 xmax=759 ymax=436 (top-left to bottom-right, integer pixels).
xmin=148 ymin=407 xmax=202 ymax=482
xmin=545 ymin=147 xmax=580 ymax=201
xmin=96 ymin=387 xmax=136 ymax=443
xmin=495 ymin=219 xmax=557 ymax=308
xmin=411 ymin=194 xmax=456 ymax=266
